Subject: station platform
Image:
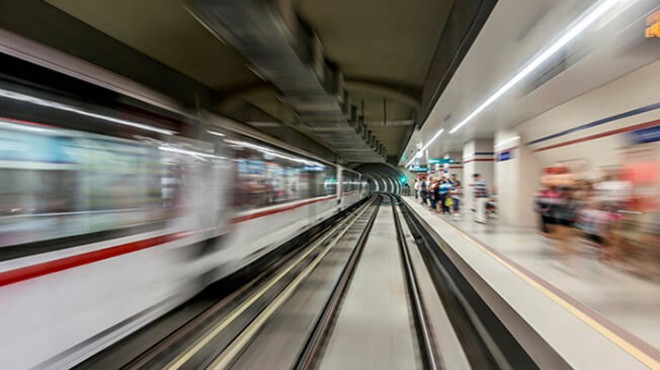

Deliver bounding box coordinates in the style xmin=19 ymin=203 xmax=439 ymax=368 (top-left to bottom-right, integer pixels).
xmin=402 ymin=196 xmax=660 ymax=369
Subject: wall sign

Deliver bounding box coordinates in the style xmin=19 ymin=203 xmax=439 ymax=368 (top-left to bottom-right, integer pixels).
xmin=497 ymin=150 xmax=512 ymax=162
xmin=627 ymin=125 xmax=660 ymax=144
xmin=428 ymin=158 xmax=454 ymax=164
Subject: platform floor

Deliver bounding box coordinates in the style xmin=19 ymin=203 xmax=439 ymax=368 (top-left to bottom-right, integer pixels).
xmin=403 ymin=196 xmax=660 ymax=351
xmin=320 ymin=206 xmax=419 ymax=370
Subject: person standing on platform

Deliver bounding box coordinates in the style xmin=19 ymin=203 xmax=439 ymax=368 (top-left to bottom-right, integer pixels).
xmin=554 ymin=188 xmax=578 ymax=262
xmin=535 ymin=186 xmax=551 ymax=236
xmin=429 ymin=179 xmax=438 ymax=212
xmin=451 ymin=174 xmax=462 ymax=216
xmin=414 ymin=179 xmax=419 ymax=199
xmin=472 ymin=174 xmax=489 ymax=223
xmin=420 ymin=178 xmax=428 ymax=205
xmin=440 ymin=178 xmax=452 ymax=214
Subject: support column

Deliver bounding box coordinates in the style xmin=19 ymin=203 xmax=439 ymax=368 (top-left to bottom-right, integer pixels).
xmin=494 ymin=130 xmax=541 ymax=227
xmin=463 ymin=139 xmax=494 ymax=212
xmin=444 ymin=151 xmax=463 ymax=180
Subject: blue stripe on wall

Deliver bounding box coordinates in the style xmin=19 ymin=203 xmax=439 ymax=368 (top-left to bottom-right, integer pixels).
xmin=526 ymin=102 xmax=660 ymax=146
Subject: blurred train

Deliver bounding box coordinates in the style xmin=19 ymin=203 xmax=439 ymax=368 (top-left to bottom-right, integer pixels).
xmin=0 ymin=60 xmax=369 ymax=368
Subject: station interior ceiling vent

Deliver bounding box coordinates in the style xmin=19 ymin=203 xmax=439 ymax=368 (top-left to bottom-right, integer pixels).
xmin=4 ymin=0 xmax=495 ymax=165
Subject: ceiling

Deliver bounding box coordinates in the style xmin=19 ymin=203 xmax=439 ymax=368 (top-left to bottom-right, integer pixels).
xmin=400 ymin=0 xmax=660 ymax=165
xmin=29 ymin=0 xmax=494 ymax=164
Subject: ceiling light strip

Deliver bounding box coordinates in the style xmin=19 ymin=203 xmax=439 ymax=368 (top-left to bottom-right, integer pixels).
xmin=449 ymin=0 xmax=627 ymax=135
xmin=404 ymin=0 xmax=629 ymax=166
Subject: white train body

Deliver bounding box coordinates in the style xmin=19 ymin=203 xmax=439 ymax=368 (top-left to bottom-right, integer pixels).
xmin=0 ymin=79 xmax=367 ymax=369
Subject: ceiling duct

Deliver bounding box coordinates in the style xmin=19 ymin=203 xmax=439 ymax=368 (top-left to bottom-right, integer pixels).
xmin=192 ymin=0 xmax=385 ymax=162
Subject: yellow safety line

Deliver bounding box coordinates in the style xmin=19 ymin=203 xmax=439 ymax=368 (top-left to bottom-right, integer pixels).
xmin=413 ymin=200 xmax=660 ymax=369
xmin=163 ymin=200 xmax=372 ymax=369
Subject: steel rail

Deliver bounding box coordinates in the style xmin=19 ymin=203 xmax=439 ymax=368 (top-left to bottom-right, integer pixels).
xmin=292 ymin=195 xmax=383 ymax=370
xmin=126 ymin=198 xmax=373 ymax=370
xmin=390 ymin=194 xmax=440 ymax=370
xmin=206 ymin=196 xmax=380 ymax=369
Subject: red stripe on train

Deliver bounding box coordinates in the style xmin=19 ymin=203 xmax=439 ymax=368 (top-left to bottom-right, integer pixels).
xmin=230 ymin=195 xmax=337 ymax=224
xmin=0 ymin=232 xmax=189 ymax=287
xmin=0 ymin=195 xmax=342 ymax=287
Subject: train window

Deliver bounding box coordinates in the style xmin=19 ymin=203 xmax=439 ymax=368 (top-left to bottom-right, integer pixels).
xmin=342 ymin=171 xmax=359 ymax=194
xmin=0 ymin=119 xmax=184 ymax=248
xmin=227 ymin=138 xmax=334 ymax=210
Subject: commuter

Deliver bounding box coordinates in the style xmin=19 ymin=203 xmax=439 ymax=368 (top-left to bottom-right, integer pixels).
xmin=450 ymin=174 xmax=462 ymax=216
xmin=535 ymin=186 xmax=551 ymax=236
xmin=593 ymin=170 xmax=632 ymax=208
xmin=472 ymin=174 xmax=489 ymax=223
xmin=543 ymin=185 xmax=562 ymax=238
xmin=577 ymin=201 xmax=612 ymax=261
xmin=554 ymin=188 xmax=578 ymax=261
xmin=420 ymin=178 xmax=428 ymax=205
xmin=439 ymin=178 xmax=452 ymax=214
xmin=414 ymin=179 xmax=420 ymax=199
xmin=429 ymin=179 xmax=438 ymax=212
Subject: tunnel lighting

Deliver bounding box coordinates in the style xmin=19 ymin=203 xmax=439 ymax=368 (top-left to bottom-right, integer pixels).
xmin=448 ymin=0 xmax=628 ymax=135
xmin=494 ymin=136 xmax=520 ymax=148
xmin=207 ymin=130 xmax=225 ymax=137
xmin=0 ymin=87 xmax=176 ymax=136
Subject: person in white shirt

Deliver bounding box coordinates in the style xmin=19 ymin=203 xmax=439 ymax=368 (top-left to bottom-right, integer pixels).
xmin=472 ymin=174 xmax=489 ymax=223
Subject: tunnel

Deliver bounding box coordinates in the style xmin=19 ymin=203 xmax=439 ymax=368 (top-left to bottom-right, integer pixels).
xmin=353 ymin=162 xmax=408 ymax=194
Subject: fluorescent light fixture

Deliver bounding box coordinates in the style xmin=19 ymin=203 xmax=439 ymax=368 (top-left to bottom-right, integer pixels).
xmin=0 ymin=88 xmax=176 ymax=135
xmin=402 ymin=0 xmax=627 ymax=167
xmin=420 ymin=129 xmax=444 ymax=152
xmin=494 ymin=136 xmax=520 ymax=148
xmin=449 ymin=0 xmax=627 ymax=135
xmin=406 ymin=129 xmax=444 ymax=167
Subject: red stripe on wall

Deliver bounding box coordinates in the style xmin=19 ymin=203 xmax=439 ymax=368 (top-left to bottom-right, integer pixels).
xmin=496 ymin=146 xmax=518 ymax=154
xmin=0 ymin=232 xmax=188 ymax=287
xmin=230 ymin=195 xmax=337 ymax=224
xmin=534 ymin=120 xmax=659 ymax=152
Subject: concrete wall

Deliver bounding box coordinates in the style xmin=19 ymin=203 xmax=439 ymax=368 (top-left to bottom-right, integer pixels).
xmin=463 ymin=139 xmax=494 ymax=211
xmin=495 ymin=130 xmax=540 ymax=227
xmin=520 ymin=59 xmax=660 ymax=179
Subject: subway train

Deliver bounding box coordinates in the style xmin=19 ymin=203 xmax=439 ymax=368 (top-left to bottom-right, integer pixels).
xmin=0 ymin=68 xmax=369 ymax=368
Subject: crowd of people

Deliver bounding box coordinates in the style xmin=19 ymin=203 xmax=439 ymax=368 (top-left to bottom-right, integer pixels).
xmin=407 ymin=156 xmax=657 ymax=278
xmin=534 ymin=166 xmax=659 ymax=277
xmin=413 ymin=174 xmax=463 ymax=216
